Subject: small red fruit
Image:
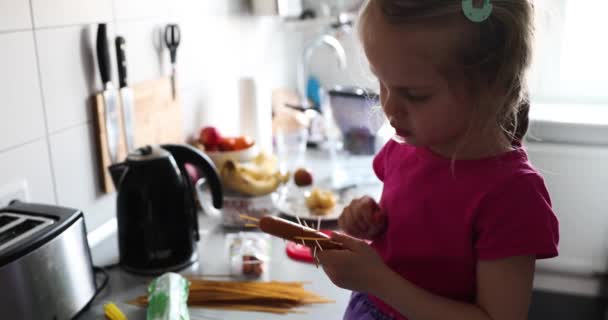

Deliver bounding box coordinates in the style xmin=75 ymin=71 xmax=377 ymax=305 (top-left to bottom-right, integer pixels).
xmin=199 ymin=126 xmax=222 ymax=148
xmin=294 ymin=168 xmax=313 ymax=186
xmin=233 ymin=136 xmax=254 ymax=150
xmin=218 ymin=137 xmax=237 ymax=151
xmin=204 ymin=144 xmax=218 ymax=152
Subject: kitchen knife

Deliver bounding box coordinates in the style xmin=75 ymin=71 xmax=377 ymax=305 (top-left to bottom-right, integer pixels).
xmin=96 ymin=23 xmax=120 ymax=163
xmin=115 ymin=36 xmax=136 ymax=153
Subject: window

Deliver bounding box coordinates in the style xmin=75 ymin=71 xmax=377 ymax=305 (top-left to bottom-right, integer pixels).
xmin=530 ymin=0 xmax=608 ymax=105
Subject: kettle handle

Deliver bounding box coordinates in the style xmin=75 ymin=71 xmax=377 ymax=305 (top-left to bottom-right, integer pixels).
xmin=161 ymin=144 xmax=223 ymax=209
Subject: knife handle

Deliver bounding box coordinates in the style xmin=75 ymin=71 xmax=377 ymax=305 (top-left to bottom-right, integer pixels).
xmin=115 ymin=36 xmax=127 ymax=88
xmin=96 ymin=23 xmax=112 ymax=85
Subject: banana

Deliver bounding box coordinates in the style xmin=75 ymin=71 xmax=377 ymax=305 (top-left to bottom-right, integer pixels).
xmin=238 ymin=163 xmax=290 ymax=184
xmin=252 ymin=152 xmax=279 ymax=174
xmin=238 ymin=163 xmax=273 ymax=181
xmin=221 ymin=160 xmax=283 ymax=196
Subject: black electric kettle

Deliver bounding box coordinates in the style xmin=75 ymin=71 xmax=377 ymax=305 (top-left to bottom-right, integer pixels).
xmin=109 ymin=144 xmax=223 ymax=275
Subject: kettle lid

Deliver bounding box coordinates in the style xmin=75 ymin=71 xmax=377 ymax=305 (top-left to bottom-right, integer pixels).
xmin=127 ymin=145 xmax=171 ymax=163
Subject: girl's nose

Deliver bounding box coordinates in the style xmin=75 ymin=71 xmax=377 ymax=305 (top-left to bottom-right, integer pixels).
xmin=382 ymin=88 xmax=404 ymax=122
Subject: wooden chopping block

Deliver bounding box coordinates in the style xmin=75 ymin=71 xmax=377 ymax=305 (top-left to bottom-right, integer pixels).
xmin=92 ymin=77 xmax=184 ymax=193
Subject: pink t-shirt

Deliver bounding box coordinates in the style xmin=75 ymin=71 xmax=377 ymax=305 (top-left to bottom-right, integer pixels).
xmin=368 ymin=140 xmax=559 ymax=319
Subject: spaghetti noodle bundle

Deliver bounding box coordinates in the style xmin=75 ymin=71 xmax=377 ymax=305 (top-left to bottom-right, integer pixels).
xmin=132 ymin=278 xmax=333 ymax=314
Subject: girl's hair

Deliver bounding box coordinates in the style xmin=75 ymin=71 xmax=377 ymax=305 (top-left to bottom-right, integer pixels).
xmin=359 ymin=0 xmax=534 ymax=143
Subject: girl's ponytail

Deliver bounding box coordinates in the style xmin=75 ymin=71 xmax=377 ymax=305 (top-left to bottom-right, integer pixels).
xmin=512 ymin=99 xmax=530 ymax=143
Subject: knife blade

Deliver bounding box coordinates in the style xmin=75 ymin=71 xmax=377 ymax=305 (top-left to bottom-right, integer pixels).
xmin=96 ymin=24 xmax=120 ymax=163
xmin=115 ymin=36 xmax=136 ymax=153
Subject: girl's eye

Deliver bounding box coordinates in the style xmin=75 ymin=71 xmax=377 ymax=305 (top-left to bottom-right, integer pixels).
xmin=397 ymin=88 xmax=431 ymax=103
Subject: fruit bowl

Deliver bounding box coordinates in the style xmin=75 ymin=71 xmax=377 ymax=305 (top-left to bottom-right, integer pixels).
xmin=195 ymin=126 xmax=258 ymax=168
xmin=205 ymin=144 xmax=259 ymax=169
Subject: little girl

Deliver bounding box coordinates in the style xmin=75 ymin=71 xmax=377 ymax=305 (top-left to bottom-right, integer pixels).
xmin=316 ymin=1 xmax=559 ymax=320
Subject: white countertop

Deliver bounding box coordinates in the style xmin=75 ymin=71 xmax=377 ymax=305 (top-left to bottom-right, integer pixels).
xmin=77 ymin=214 xmax=355 ymax=320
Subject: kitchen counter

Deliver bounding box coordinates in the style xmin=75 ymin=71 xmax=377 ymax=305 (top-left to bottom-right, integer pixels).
xmin=77 ymin=215 xmax=356 ymax=320
xmin=77 ymin=151 xmax=382 ymax=320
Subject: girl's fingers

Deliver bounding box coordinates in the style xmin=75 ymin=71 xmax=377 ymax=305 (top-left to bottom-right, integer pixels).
xmin=364 ymin=207 xmax=387 ymax=238
xmin=357 ymin=197 xmax=380 ymax=233
xmin=330 ymin=231 xmax=367 ymax=251
xmin=362 ymin=198 xmax=377 ymax=226
xmin=339 ymin=196 xmax=384 ymax=239
xmin=340 ymin=205 xmax=362 ymax=237
xmin=353 ymin=208 xmax=369 ymax=235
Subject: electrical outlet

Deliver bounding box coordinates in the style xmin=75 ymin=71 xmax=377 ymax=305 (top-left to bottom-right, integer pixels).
xmin=0 ymin=180 xmax=30 ymax=208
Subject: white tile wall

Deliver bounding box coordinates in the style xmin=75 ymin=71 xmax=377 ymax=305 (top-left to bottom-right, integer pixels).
xmin=169 ymin=1 xmax=249 ymax=19
xmin=0 ymin=139 xmax=55 ymax=204
xmin=36 ymin=25 xmax=102 ymax=132
xmin=115 ymin=19 xmax=169 ymax=84
xmin=114 ymin=0 xmax=169 ymax=22
xmin=47 ymin=122 xmax=117 ymax=228
xmin=31 ymin=0 xmax=112 ymax=28
xmin=49 ymin=123 xmax=101 ymax=214
xmin=168 ymin=0 xmax=209 ymax=20
xmin=0 ymin=0 xmax=32 ymax=31
xmin=171 ymin=17 xmax=210 ymax=92
xmin=0 ymin=31 xmax=46 ymax=151
xmin=180 ymin=88 xmax=204 ymax=139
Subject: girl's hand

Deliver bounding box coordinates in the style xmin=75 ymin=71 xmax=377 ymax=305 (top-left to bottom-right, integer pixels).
xmin=316 ymin=232 xmax=389 ymax=292
xmin=338 ymin=196 xmax=387 ymax=240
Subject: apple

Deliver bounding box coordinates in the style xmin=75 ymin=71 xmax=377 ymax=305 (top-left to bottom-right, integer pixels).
xmin=199 ymin=126 xmax=222 ymax=149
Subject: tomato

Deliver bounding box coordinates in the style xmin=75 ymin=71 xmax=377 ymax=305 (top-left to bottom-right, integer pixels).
xmin=233 ymin=136 xmax=255 ymax=150
xmin=218 ymin=137 xmax=237 ymax=151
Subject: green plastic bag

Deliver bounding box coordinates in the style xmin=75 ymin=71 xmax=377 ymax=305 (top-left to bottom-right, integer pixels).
xmin=147 ymin=272 xmax=190 ymax=320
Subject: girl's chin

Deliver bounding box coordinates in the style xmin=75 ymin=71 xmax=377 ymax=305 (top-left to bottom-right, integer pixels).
xmin=392 ymin=134 xmax=418 ymax=145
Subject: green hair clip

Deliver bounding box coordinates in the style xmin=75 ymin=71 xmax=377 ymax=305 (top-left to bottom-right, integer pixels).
xmin=462 ymin=0 xmax=493 ymax=23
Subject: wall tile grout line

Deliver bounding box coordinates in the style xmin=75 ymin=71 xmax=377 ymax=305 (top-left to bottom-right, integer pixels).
xmin=27 ymin=0 xmax=60 ymax=205
xmin=26 ymin=15 xmax=165 ymax=33
xmin=47 ymin=120 xmax=94 ymax=137
xmin=0 ymin=121 xmax=94 ymax=154
xmin=0 ymin=136 xmax=48 ymax=154
xmin=0 ymin=28 xmax=32 ymax=35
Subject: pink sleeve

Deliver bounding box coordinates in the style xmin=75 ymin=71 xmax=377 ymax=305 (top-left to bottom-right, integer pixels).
xmin=474 ymin=174 xmax=559 ymax=260
xmin=372 ymin=141 xmax=391 ymax=182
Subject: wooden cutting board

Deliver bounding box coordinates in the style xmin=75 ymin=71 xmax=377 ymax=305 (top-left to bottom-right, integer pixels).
xmin=92 ymin=77 xmax=184 ymax=193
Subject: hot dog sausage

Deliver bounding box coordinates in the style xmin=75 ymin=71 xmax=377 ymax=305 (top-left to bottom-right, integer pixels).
xmin=259 ymin=216 xmax=343 ymax=250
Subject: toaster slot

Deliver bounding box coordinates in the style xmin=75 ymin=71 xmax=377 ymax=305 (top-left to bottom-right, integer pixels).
xmin=0 ymin=220 xmax=43 ymax=246
xmin=0 ymin=215 xmax=18 ymax=228
xmin=0 ymin=215 xmax=55 ymax=253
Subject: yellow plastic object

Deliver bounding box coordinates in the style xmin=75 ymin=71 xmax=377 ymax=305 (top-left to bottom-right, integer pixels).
xmin=104 ymin=302 xmax=127 ymax=320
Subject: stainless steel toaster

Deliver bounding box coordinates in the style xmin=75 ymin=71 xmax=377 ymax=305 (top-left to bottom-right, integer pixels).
xmin=0 ymin=201 xmax=97 ymax=320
